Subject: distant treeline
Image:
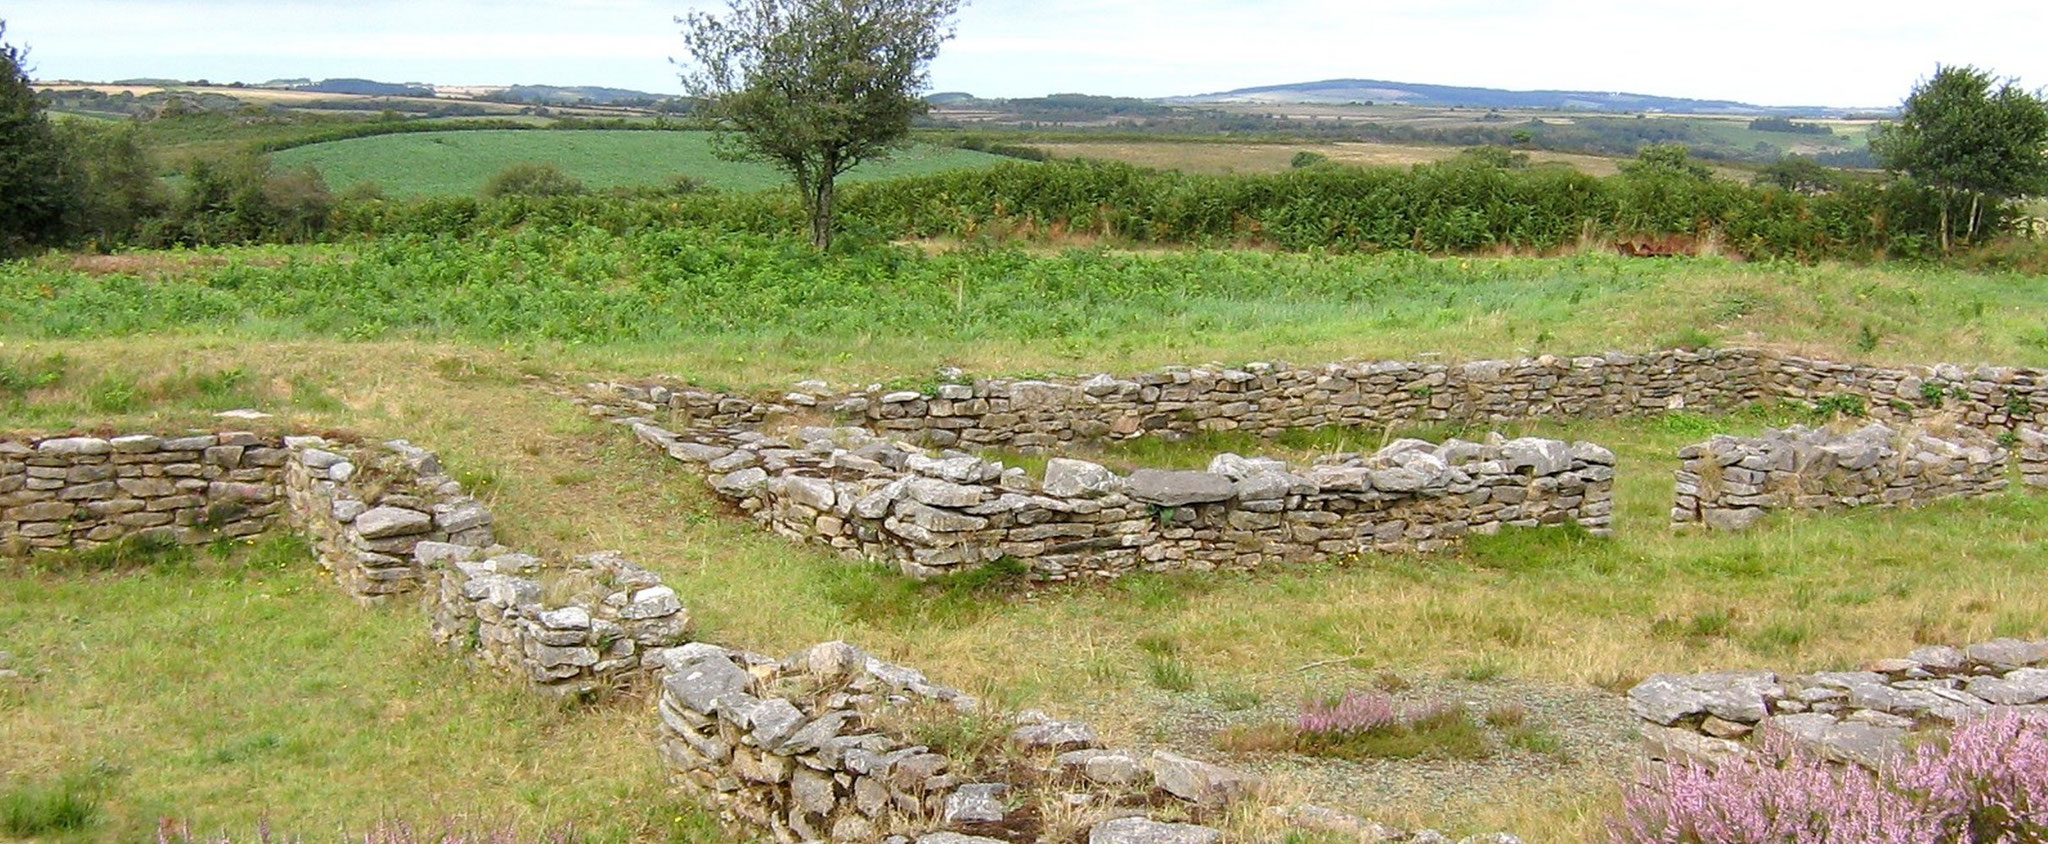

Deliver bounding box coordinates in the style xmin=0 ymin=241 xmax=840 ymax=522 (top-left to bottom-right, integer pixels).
xmin=925 ymin=110 xmax=1876 ymax=167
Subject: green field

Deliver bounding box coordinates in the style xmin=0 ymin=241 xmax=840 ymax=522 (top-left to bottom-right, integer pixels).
xmin=271 ymin=129 xmax=1016 ymax=196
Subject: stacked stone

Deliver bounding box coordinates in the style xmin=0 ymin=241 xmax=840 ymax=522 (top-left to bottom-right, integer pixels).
xmin=593 ymin=400 xmax=1614 ymax=581
xmin=2022 ymin=427 xmax=2047 ymax=488
xmin=655 ymin=640 xmax=990 ymax=843
xmin=283 ymin=437 xmax=495 ymax=601
xmin=1630 ymin=637 xmax=2048 ymax=771
xmin=1673 ymin=423 xmax=2009 ymax=531
xmin=426 ymin=548 xmax=691 ymax=697
xmin=0 ymin=433 xmax=285 ymax=554
xmin=1766 ymin=355 xmax=2048 ymax=432
xmin=812 ymin=350 xmax=1771 ymax=452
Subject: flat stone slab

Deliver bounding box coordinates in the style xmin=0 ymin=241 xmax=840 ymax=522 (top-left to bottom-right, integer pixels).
xmin=1628 ymin=671 xmax=1782 ymax=725
xmin=353 ymin=506 xmax=434 ymax=539
xmin=1126 ymin=469 xmax=1235 ymax=507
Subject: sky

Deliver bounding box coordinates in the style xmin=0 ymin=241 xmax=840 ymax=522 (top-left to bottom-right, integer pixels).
xmin=4 ymin=0 xmax=2045 ymax=108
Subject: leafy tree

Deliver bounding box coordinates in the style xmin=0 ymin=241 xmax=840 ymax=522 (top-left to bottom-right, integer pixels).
xmin=1620 ymin=143 xmax=1714 ymax=180
xmin=1753 ymin=154 xmax=1839 ymax=195
xmin=53 ymin=120 xmax=166 ymax=249
xmin=1872 ymin=65 xmax=2048 ymax=250
xmin=0 ymin=21 xmax=82 ymax=256
xmin=678 ymin=0 xmax=962 ymax=249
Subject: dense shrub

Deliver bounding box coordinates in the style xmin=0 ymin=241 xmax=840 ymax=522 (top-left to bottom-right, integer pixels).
xmin=481 ymin=162 xmax=586 ymax=199
xmin=1609 ymin=713 xmax=2048 ymax=843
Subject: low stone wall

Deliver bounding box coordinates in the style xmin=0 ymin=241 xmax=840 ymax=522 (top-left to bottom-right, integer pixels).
xmin=427 ymin=549 xmax=691 ymax=697
xmin=1672 ymin=423 xmax=2009 ymax=531
xmin=2023 ymin=427 xmax=2047 ymax=488
xmin=1629 ymin=637 xmax=2048 ymax=770
xmin=283 ymin=438 xmax=497 ymax=601
xmin=1 ymin=433 xmax=287 ymax=555
xmin=800 ymin=349 xmax=1778 ymax=451
xmin=589 ymin=390 xmax=1613 ymax=580
xmin=753 ymin=349 xmax=2048 ymax=452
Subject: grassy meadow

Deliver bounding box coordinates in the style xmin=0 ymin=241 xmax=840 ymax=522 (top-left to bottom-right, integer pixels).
xmin=5 ymin=238 xmax=2048 ymax=842
xmin=271 ymin=130 xmax=1014 ymax=196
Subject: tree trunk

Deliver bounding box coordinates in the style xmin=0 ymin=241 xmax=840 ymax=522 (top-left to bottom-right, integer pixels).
xmin=810 ymin=176 xmax=836 ymax=251
xmin=1939 ymin=192 xmax=1951 ymax=254
xmin=1967 ymin=193 xmax=1981 ymax=244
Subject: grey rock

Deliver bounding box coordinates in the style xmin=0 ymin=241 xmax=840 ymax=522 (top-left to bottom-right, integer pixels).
xmin=790 ymin=766 xmax=837 ymax=816
xmin=712 ymin=467 xmax=770 ymax=497
xmin=1057 ymin=749 xmax=1146 ymax=787
xmin=1126 ymin=469 xmax=1235 ymax=506
xmin=1966 ymin=638 xmax=2048 ymax=668
xmin=37 ymin=437 xmax=111 ymax=456
xmin=902 ymin=476 xmax=985 ymax=508
xmin=1704 ymin=507 xmax=1767 ymax=531
xmin=353 ymin=506 xmax=433 ymax=539
xmin=539 ymin=607 xmax=592 ymax=630
xmin=1628 ymin=671 xmax=1781 ymax=725
xmin=1011 ymin=720 xmax=1099 ymax=752
xmin=1459 ymin=836 xmax=1525 ymax=844
xmin=664 ymin=655 xmax=753 ymax=714
xmin=1639 ymin=725 xmax=1750 ymax=769
xmin=1570 ymin=441 xmax=1617 ymax=466
xmin=1502 ymin=438 xmax=1573 ymax=475
xmin=1965 ymin=668 xmax=2048 ymax=705
xmin=1147 ymin=750 xmax=1263 ymax=807
xmin=943 ymin=783 xmax=1009 ymax=824
xmin=907 ymin=454 xmax=1000 ymax=484
xmin=1087 ymin=818 xmax=1224 ymax=844
xmin=621 ymin=585 xmax=684 ymax=620
xmin=917 ymin=834 xmax=1008 ymax=844
xmin=1043 ymin=458 xmax=1122 ymax=498
xmin=436 ymin=501 xmax=493 ymax=533
xmin=1765 ymin=713 xmax=1907 ymax=769
xmin=1907 ymin=645 xmax=1967 ymax=670
xmin=774 ymin=475 xmax=837 ymax=510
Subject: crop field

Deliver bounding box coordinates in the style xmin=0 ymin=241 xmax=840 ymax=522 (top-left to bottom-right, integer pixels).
xmin=5 ymin=233 xmax=2048 ymax=842
xmin=271 ymin=130 xmax=1015 ymax=196
xmin=1030 ymin=139 xmax=1663 ymax=177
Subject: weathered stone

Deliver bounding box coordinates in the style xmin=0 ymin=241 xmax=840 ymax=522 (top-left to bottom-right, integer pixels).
xmin=1043 ymin=458 xmax=1122 ymax=498
xmin=1087 ymin=817 xmax=1224 ymax=844
xmin=917 ymin=834 xmax=1008 ymax=844
xmin=1011 ymin=720 xmax=1098 ymax=752
xmin=621 ymin=585 xmax=684 ymax=620
xmin=1765 ymin=712 xmax=1907 ymax=769
xmin=1639 ymin=725 xmax=1750 ymax=769
xmin=38 ymin=438 xmax=111 ymax=456
xmin=790 ymin=766 xmax=837 ymax=816
xmin=1965 ymin=668 xmax=2048 ymax=705
xmin=712 ymin=467 xmax=770 ymax=497
xmin=942 ymin=783 xmax=1008 ymax=824
xmin=1966 ymin=638 xmax=2048 ymax=668
xmin=1146 ymin=751 xmax=1263 ymax=807
xmin=665 ymin=656 xmax=753 ymax=714
xmin=1056 ymin=749 xmax=1146 ymax=787
xmin=1628 ymin=671 xmax=1781 ymax=725
xmin=1126 ymin=469 xmax=1235 ymax=507
xmin=353 ymin=506 xmax=433 ymax=539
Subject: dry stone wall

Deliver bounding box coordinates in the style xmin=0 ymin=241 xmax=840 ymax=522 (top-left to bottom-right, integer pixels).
xmin=1629 ymin=637 xmax=2048 ymax=771
xmin=586 ymin=386 xmax=1614 ymax=580
xmin=1672 ymin=423 xmax=2010 ymax=531
xmin=284 ymin=437 xmax=497 ymax=601
xmin=2023 ymin=427 xmax=2048 ymax=489
xmin=757 ymin=349 xmax=2048 ymax=453
xmin=0 ymin=433 xmax=287 ymax=555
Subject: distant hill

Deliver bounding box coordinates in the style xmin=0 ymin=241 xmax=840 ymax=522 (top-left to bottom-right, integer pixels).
xmin=1170 ymin=78 xmax=1875 ymax=117
xmin=485 ymin=85 xmax=675 ymax=106
xmin=284 ymin=78 xmax=437 ymax=98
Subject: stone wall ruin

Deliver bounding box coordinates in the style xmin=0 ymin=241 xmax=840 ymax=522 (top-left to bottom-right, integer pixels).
xmin=1672 ymin=423 xmax=2010 ymax=531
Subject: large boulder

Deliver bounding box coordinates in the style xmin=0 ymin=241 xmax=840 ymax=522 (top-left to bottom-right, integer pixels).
xmin=1628 ymin=671 xmax=1782 ymax=725
xmin=1147 ymin=750 xmax=1263 ymax=807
